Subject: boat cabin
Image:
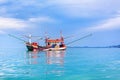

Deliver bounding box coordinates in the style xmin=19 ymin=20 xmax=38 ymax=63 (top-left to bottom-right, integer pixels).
xmin=45 ymin=37 xmax=66 ymax=49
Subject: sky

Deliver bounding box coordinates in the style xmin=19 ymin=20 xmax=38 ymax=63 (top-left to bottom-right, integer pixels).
xmin=0 ymin=0 xmax=120 ymax=48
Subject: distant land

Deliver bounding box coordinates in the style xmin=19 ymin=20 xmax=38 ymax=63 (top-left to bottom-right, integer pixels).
xmin=68 ymin=45 xmax=120 ymax=48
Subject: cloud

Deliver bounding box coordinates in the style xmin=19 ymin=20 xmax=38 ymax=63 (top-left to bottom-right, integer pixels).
xmin=0 ymin=15 xmax=57 ymax=34
xmin=47 ymin=0 xmax=120 ymax=18
xmin=28 ymin=16 xmax=56 ymax=23
xmin=0 ymin=0 xmax=46 ymax=17
xmin=0 ymin=0 xmax=120 ymax=33
xmin=0 ymin=0 xmax=120 ymax=18
xmin=86 ymin=15 xmax=120 ymax=32
xmin=0 ymin=0 xmax=7 ymax=4
xmin=0 ymin=17 xmax=29 ymax=29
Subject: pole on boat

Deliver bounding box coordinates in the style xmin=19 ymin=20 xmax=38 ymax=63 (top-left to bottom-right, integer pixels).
xmin=35 ymin=37 xmax=43 ymax=42
xmin=64 ymin=35 xmax=75 ymax=39
xmin=66 ymin=33 xmax=92 ymax=45
xmin=28 ymin=34 xmax=32 ymax=44
xmin=60 ymin=30 xmax=63 ymax=37
xmin=8 ymin=34 xmax=27 ymax=43
xmin=24 ymin=34 xmax=33 ymax=44
xmin=24 ymin=34 xmax=43 ymax=43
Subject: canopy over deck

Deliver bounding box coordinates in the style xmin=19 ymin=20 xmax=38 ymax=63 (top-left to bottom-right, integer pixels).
xmin=46 ymin=39 xmax=63 ymax=43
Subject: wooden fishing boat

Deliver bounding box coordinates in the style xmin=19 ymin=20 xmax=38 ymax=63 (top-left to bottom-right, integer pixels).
xmin=9 ymin=33 xmax=92 ymax=51
xmin=26 ymin=36 xmax=66 ymax=51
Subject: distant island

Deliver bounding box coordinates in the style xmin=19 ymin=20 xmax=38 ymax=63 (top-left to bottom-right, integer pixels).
xmin=109 ymin=45 xmax=120 ymax=48
xmin=68 ymin=45 xmax=120 ymax=48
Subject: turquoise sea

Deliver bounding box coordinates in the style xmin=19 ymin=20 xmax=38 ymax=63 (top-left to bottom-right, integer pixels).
xmin=0 ymin=48 xmax=120 ymax=80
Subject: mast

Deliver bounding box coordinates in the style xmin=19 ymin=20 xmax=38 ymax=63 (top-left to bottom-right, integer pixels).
xmin=60 ymin=31 xmax=64 ymax=42
xmin=28 ymin=34 xmax=32 ymax=44
xmin=45 ymin=32 xmax=49 ymax=46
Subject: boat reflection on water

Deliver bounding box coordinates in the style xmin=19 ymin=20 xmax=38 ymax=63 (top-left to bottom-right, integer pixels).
xmin=26 ymin=51 xmax=40 ymax=64
xmin=45 ymin=50 xmax=66 ymax=76
xmin=46 ymin=50 xmax=65 ymax=65
xmin=26 ymin=50 xmax=66 ymax=76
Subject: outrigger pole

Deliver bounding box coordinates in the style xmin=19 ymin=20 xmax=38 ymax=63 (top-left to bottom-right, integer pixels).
xmin=8 ymin=34 xmax=27 ymax=43
xmin=64 ymin=35 xmax=75 ymax=39
xmin=66 ymin=33 xmax=92 ymax=45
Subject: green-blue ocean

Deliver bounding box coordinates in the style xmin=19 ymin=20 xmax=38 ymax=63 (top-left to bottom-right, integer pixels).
xmin=0 ymin=48 xmax=120 ymax=80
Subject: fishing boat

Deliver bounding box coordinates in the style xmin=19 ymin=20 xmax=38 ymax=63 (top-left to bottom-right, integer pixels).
xmin=9 ymin=33 xmax=92 ymax=51
xmin=24 ymin=33 xmax=66 ymax=51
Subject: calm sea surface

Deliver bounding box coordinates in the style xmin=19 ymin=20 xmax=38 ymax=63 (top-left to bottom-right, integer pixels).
xmin=0 ymin=48 xmax=120 ymax=80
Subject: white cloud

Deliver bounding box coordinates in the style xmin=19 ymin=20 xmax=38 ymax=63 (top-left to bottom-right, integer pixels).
xmin=47 ymin=0 xmax=120 ymax=18
xmin=86 ymin=15 xmax=120 ymax=32
xmin=0 ymin=0 xmax=7 ymax=4
xmin=0 ymin=0 xmax=120 ymax=18
xmin=0 ymin=16 xmax=57 ymax=34
xmin=29 ymin=16 xmax=55 ymax=23
xmin=0 ymin=17 xmax=29 ymax=30
xmin=0 ymin=0 xmax=46 ymax=17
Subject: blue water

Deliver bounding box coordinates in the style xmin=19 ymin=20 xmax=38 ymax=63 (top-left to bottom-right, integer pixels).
xmin=0 ymin=48 xmax=120 ymax=80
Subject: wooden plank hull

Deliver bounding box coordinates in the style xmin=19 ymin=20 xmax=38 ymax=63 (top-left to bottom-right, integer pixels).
xmin=46 ymin=47 xmax=66 ymax=51
xmin=26 ymin=45 xmax=66 ymax=51
xmin=26 ymin=45 xmax=34 ymax=51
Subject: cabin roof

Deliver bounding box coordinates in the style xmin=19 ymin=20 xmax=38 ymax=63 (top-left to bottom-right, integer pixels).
xmin=46 ymin=39 xmax=63 ymax=43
